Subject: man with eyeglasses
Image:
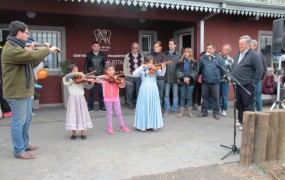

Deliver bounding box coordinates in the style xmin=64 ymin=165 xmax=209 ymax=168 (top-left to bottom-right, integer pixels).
xmin=148 ymin=40 xmax=166 ymax=106
xmin=123 ymin=42 xmax=144 ymax=109
xmin=1 ymin=21 xmax=59 ymax=159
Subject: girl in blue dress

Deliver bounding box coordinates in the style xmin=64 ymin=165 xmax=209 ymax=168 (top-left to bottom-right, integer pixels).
xmin=133 ymin=56 xmax=166 ymax=131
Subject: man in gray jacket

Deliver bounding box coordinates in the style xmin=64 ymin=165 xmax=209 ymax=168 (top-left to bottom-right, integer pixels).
xmin=163 ymin=38 xmax=181 ymax=115
xmin=232 ymin=35 xmax=263 ymax=131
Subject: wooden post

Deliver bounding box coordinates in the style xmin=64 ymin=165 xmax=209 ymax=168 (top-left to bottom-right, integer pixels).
xmin=240 ymin=111 xmax=256 ymax=166
xmin=263 ymin=110 xmax=279 ymax=161
xmin=252 ymin=112 xmax=269 ymax=164
xmin=277 ymin=109 xmax=285 ymax=161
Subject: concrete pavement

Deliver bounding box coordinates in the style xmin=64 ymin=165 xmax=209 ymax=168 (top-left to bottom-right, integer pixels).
xmin=0 ymin=103 xmax=250 ymax=180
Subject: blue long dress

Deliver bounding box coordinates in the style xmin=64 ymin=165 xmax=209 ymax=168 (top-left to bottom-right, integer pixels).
xmin=133 ymin=65 xmax=166 ymax=131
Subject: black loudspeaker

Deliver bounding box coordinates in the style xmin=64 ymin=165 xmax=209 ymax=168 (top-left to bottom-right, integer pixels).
xmin=272 ymin=18 xmax=285 ymax=54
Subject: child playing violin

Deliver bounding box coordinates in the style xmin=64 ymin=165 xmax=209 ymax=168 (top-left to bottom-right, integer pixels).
xmin=63 ymin=64 xmax=95 ymax=140
xmin=133 ymin=56 xmax=166 ymax=131
xmin=97 ymin=63 xmax=131 ymax=135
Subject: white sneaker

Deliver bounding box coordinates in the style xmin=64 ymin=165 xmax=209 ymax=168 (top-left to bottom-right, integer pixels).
xmin=197 ymin=106 xmax=201 ymax=110
xmin=235 ymin=122 xmax=241 ymax=127
xmin=221 ymin=110 xmax=227 ymax=116
xmin=207 ymin=110 xmax=213 ymax=114
xmin=238 ymin=126 xmax=243 ymax=131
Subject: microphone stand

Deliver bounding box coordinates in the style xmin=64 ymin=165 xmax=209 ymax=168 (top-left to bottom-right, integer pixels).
xmin=209 ymin=55 xmax=251 ymax=160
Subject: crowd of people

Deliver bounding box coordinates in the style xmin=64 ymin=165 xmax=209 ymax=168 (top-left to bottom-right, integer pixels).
xmin=1 ymin=20 xmax=284 ymax=160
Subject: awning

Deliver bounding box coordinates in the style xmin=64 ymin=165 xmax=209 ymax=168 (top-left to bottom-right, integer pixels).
xmin=64 ymin=0 xmax=285 ymax=18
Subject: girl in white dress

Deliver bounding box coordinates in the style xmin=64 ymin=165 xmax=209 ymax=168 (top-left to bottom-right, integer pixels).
xmin=63 ymin=64 xmax=95 ymax=140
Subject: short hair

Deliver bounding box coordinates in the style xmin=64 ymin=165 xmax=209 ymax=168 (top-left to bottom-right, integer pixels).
xmin=153 ymin=40 xmax=162 ymax=47
xmin=144 ymin=55 xmax=155 ymax=64
xmin=251 ymin=39 xmax=258 ymax=46
xmin=92 ymin=41 xmax=100 ymax=45
xmin=169 ymin=38 xmax=177 ymax=45
xmin=240 ymin=35 xmax=252 ymax=45
xmin=206 ymin=42 xmax=216 ymax=49
xmin=9 ymin=21 xmax=28 ymax=36
xmin=223 ymin=43 xmax=232 ymax=52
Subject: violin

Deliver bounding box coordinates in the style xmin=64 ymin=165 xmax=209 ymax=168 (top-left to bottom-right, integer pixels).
xmin=104 ymin=74 xmax=133 ymax=86
xmin=73 ymin=70 xmax=97 ymax=84
xmin=25 ymin=42 xmax=61 ymax=52
xmin=148 ymin=61 xmax=172 ymax=76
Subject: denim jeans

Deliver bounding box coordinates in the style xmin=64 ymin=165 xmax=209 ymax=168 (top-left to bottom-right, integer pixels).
xmin=7 ymin=97 xmax=32 ymax=155
xmin=179 ymin=84 xmax=195 ymax=107
xmin=125 ymin=76 xmax=141 ymax=107
xmin=88 ymin=82 xmax=105 ymax=110
xmin=157 ymin=80 xmax=165 ymax=106
xmin=255 ymin=80 xmax=262 ymax=111
xmin=164 ymin=82 xmax=179 ymax=111
xmin=220 ymin=82 xmax=229 ymax=111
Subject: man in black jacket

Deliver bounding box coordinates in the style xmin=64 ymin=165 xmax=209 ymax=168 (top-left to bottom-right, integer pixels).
xmin=84 ymin=41 xmax=107 ymax=111
xmin=232 ymin=35 xmax=263 ymax=131
xmin=148 ymin=40 xmax=166 ymax=106
xmin=0 ymin=40 xmax=12 ymax=118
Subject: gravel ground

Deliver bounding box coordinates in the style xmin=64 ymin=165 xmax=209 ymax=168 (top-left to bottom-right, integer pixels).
xmin=128 ymin=162 xmax=272 ymax=180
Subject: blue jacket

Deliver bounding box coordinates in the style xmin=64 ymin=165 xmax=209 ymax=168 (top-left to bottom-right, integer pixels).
xmin=199 ymin=54 xmax=225 ymax=84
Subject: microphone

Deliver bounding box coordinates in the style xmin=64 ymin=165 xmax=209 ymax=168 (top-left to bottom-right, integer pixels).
xmin=205 ymin=52 xmax=216 ymax=59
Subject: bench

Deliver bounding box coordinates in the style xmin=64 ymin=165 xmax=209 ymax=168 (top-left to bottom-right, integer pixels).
xmin=262 ymin=88 xmax=285 ymax=105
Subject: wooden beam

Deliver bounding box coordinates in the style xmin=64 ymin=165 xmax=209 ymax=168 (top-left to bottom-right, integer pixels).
xmin=240 ymin=111 xmax=256 ymax=166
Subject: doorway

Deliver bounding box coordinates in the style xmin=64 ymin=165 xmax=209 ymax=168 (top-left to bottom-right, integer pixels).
xmin=174 ymin=28 xmax=194 ymax=53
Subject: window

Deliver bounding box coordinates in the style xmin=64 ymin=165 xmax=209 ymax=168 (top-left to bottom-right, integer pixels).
xmin=0 ymin=24 xmax=65 ymax=75
xmin=29 ymin=30 xmax=63 ymax=70
xmin=139 ymin=30 xmax=157 ymax=55
xmin=258 ymin=31 xmax=273 ymax=68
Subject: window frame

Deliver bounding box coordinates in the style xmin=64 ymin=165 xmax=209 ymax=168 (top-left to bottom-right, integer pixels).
xmin=138 ymin=30 xmax=157 ymax=55
xmin=0 ymin=24 xmax=66 ymax=76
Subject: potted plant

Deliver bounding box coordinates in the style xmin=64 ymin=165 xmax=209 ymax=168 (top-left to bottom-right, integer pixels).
xmin=59 ymin=59 xmax=75 ymax=108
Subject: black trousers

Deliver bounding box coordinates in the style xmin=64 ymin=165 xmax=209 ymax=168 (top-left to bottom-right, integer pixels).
xmin=88 ymin=82 xmax=105 ymax=110
xmin=236 ymin=84 xmax=255 ymax=124
xmin=201 ymin=83 xmax=220 ymax=115
xmin=0 ymin=86 xmax=11 ymax=113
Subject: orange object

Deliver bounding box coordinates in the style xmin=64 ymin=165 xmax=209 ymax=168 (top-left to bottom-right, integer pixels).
xmin=37 ymin=68 xmax=48 ymax=79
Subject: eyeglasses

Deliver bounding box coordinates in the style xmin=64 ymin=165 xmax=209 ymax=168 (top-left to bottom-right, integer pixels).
xmin=22 ymin=31 xmax=29 ymax=35
xmin=132 ymin=47 xmax=139 ymax=49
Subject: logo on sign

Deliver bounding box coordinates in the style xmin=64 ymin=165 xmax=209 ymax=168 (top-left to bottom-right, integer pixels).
xmin=94 ymin=28 xmax=111 ymax=45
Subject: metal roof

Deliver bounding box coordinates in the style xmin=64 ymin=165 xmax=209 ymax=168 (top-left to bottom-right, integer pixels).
xmin=64 ymin=0 xmax=285 ymax=18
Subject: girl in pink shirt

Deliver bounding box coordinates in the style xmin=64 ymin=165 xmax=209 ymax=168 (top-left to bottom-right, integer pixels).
xmin=99 ymin=64 xmax=131 ymax=135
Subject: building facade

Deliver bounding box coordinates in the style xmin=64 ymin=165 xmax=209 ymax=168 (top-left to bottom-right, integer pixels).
xmin=0 ymin=0 xmax=284 ymax=106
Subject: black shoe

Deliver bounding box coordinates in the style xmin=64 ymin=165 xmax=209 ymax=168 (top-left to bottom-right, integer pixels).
xmin=71 ymin=135 xmax=76 ymax=140
xmin=88 ymin=108 xmax=94 ymax=112
xmin=128 ymin=105 xmax=134 ymax=110
xmin=99 ymin=108 xmax=106 ymax=112
xmin=81 ymin=135 xmax=86 ymax=140
xmin=197 ymin=113 xmax=208 ymax=117
xmin=213 ymin=114 xmax=220 ymax=120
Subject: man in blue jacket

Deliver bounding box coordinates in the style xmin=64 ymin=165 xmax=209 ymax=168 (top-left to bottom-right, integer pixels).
xmin=197 ymin=43 xmax=225 ymax=120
